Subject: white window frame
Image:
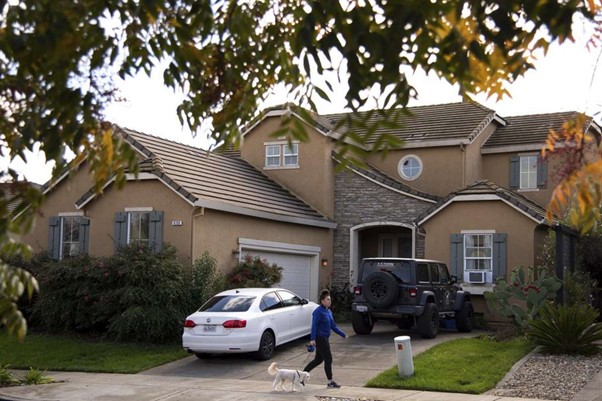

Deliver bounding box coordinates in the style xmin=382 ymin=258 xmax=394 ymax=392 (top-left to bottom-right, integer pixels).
xmin=127 ymin=211 xmax=151 ymax=245
xmin=519 ymin=154 xmax=538 ymax=190
xmin=59 ymin=216 xmax=80 ymax=260
xmin=463 ymin=233 xmax=493 ymax=272
xmin=264 ymin=141 xmax=299 ymax=169
xmin=265 ymin=145 xmax=281 ymax=167
xmin=397 ymin=154 xmax=423 ymax=181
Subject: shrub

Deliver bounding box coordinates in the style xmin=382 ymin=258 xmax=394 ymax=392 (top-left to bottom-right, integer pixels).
xmin=226 ymin=255 xmax=282 ymax=288
xmin=527 ymin=303 xmax=602 ymax=354
xmin=328 ymin=283 xmax=353 ymax=322
xmin=189 ymin=252 xmax=223 ymax=309
xmin=484 ymin=265 xmax=562 ymax=330
xmin=20 ymin=368 xmax=53 ymax=385
xmin=564 ymin=269 xmax=597 ymax=307
xmin=104 ymin=243 xmax=192 ymax=343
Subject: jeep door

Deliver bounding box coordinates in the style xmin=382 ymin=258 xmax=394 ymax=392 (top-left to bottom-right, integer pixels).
xmin=433 ymin=263 xmax=456 ymax=312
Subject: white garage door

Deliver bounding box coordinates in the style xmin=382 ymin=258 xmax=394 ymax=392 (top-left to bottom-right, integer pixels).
xmin=245 ymin=251 xmax=311 ymax=299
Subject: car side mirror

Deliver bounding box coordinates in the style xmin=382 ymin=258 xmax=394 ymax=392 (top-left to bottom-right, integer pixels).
xmin=450 ymin=275 xmax=458 ymax=284
xmin=301 ymin=298 xmax=309 ymax=305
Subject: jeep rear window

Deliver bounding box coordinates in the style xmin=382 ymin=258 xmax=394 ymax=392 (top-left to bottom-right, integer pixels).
xmin=361 ymin=260 xmax=411 ymax=283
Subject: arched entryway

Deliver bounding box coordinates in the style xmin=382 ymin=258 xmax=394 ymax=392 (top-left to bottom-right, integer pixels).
xmin=349 ymin=222 xmax=414 ymax=284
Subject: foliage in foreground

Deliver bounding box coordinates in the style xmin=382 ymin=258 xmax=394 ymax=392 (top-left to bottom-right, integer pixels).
xmin=527 ymin=303 xmax=602 ymax=355
xmin=0 ymin=332 xmax=188 ymax=374
xmin=366 ymin=336 xmax=533 ymax=394
xmin=0 ymin=365 xmax=53 ymax=387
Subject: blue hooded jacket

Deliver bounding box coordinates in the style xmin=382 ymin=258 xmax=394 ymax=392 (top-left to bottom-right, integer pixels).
xmin=310 ymin=304 xmax=346 ymax=340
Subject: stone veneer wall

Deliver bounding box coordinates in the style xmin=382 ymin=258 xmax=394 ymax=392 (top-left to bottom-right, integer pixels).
xmin=332 ymin=169 xmax=434 ymax=287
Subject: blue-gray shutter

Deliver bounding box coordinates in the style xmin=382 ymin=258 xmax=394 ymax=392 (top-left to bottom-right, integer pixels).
xmin=48 ymin=216 xmax=61 ymax=260
xmin=78 ymin=217 xmax=90 ymax=255
xmin=492 ymin=233 xmax=507 ymax=281
xmin=149 ymin=211 xmax=163 ymax=253
xmin=509 ymin=156 xmax=519 ymax=189
xmin=537 ymin=156 xmax=548 ymax=188
xmin=114 ymin=212 xmax=128 ymax=251
xmin=450 ymin=234 xmax=464 ymax=277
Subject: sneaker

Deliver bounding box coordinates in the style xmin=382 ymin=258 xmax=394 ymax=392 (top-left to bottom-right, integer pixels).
xmin=327 ymin=380 xmax=341 ymax=388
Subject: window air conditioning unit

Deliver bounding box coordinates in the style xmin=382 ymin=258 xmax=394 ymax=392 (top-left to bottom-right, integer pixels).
xmin=467 ymin=271 xmax=486 ymax=284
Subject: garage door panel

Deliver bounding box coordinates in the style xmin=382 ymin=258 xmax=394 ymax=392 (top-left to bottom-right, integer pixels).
xmin=242 ymin=250 xmax=311 ymax=299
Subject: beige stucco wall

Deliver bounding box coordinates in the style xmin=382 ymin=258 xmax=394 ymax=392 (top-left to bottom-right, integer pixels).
xmin=240 ymin=116 xmax=336 ymax=218
xmin=84 ymin=180 xmax=194 ymax=264
xmin=192 ymin=208 xmax=333 ymax=290
xmin=21 ymin=165 xmax=195 ymax=265
xmin=366 ymin=146 xmax=464 ymax=197
xmin=421 ymin=200 xmax=539 ymax=275
xmin=464 ymin=123 xmax=497 ymax=185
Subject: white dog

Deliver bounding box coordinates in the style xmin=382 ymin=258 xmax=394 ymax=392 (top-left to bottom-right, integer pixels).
xmin=268 ymin=362 xmax=310 ymax=392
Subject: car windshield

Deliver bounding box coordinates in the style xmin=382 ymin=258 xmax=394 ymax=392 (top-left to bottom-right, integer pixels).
xmin=199 ymin=295 xmax=256 ymax=312
xmin=361 ymin=260 xmax=411 ymax=283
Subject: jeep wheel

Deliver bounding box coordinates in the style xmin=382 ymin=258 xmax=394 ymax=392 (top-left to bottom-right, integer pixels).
xmin=351 ymin=311 xmax=374 ymax=335
xmin=455 ymin=301 xmax=474 ymax=332
xmin=363 ymin=271 xmax=399 ymax=308
xmin=417 ymin=303 xmax=439 ymax=338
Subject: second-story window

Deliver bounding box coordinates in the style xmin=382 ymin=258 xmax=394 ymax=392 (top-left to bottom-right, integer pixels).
xmin=509 ymin=154 xmax=547 ymax=190
xmin=264 ymin=142 xmax=299 ymax=168
xmin=519 ymin=155 xmax=537 ymax=189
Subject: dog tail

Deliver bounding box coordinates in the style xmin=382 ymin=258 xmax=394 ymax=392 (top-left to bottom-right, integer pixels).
xmin=267 ymin=362 xmax=279 ymax=376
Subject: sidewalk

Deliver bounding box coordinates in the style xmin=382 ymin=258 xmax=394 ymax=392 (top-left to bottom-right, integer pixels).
xmin=0 ymin=370 xmax=561 ymax=401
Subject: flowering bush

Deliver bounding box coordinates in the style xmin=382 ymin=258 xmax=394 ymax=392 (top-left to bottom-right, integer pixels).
xmin=226 ymin=255 xmax=282 ymax=288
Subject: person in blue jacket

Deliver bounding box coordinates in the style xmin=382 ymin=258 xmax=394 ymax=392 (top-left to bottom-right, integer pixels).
xmin=303 ymin=289 xmax=347 ymax=388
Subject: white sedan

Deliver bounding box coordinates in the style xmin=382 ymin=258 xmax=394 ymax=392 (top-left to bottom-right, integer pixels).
xmin=182 ymin=288 xmax=318 ymax=360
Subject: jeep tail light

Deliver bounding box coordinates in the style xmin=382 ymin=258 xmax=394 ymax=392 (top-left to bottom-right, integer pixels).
xmin=184 ymin=319 xmax=196 ymax=328
xmin=223 ymin=320 xmax=247 ymax=328
xmin=353 ymin=286 xmax=362 ymax=295
xmin=409 ymin=288 xmax=418 ymax=298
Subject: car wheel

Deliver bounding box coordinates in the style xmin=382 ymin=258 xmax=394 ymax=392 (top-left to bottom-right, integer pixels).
xmin=255 ymin=330 xmax=275 ymax=360
xmin=363 ymin=271 xmax=399 ymax=308
xmin=455 ymin=301 xmax=475 ymax=332
xmin=417 ymin=303 xmax=439 ymax=339
xmin=194 ymin=352 xmax=213 ymax=359
xmin=351 ymin=311 xmax=374 ymax=335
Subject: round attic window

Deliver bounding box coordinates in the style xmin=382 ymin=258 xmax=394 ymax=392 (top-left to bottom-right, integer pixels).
xmin=398 ymin=155 xmax=423 ymax=181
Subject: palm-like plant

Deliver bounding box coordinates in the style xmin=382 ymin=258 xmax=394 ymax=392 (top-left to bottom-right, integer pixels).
xmin=527 ymin=303 xmax=602 ymax=355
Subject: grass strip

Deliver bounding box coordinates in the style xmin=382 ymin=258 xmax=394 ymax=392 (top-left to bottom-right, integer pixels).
xmin=0 ymin=332 xmax=188 ymax=374
xmin=366 ymin=335 xmax=533 ymax=394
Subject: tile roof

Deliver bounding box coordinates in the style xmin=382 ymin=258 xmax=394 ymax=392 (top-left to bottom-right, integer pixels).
xmin=323 ymin=102 xmax=499 ymax=147
xmin=78 ymin=126 xmax=335 ymax=228
xmin=482 ymin=111 xmax=593 ymax=149
xmin=415 ymin=180 xmax=559 ymax=226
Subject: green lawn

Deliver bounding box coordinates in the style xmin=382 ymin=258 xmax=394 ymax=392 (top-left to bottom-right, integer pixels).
xmin=367 ymin=335 xmax=534 ymax=394
xmin=0 ymin=333 xmax=189 ymax=374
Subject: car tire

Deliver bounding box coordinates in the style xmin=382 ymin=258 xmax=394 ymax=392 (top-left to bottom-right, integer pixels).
xmin=417 ymin=303 xmax=439 ymax=339
xmin=255 ymin=330 xmax=275 ymax=360
xmin=363 ymin=271 xmax=399 ymax=308
xmin=455 ymin=301 xmax=475 ymax=332
xmin=351 ymin=311 xmax=374 ymax=335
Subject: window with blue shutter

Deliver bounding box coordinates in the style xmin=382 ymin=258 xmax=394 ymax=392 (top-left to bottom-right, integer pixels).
xmin=114 ymin=210 xmax=163 ymax=253
xmin=49 ymin=216 xmax=90 ymax=260
xmin=510 ymin=155 xmax=547 ymax=190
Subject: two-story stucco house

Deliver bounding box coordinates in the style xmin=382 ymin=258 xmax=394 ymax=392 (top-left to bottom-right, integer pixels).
xmin=21 ymin=101 xmax=601 ymax=317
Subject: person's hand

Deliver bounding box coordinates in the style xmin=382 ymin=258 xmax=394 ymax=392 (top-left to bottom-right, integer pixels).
xmin=310 ymin=340 xmax=316 ymax=346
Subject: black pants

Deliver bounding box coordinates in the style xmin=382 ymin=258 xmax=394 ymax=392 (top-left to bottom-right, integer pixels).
xmin=303 ymin=336 xmax=333 ymax=380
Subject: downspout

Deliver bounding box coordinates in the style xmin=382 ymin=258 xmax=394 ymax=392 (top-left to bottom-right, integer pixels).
xmin=191 ymin=207 xmax=204 ymax=263
xmin=460 ymin=143 xmax=466 ymax=187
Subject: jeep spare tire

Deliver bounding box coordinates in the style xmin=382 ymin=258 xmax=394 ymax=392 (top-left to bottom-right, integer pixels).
xmin=363 ymin=271 xmax=399 ymax=308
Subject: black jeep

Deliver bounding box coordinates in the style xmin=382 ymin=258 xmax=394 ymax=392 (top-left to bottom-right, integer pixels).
xmin=351 ymin=258 xmax=474 ymax=338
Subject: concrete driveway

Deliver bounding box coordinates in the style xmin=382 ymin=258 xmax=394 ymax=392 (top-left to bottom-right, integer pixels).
xmin=141 ymin=322 xmax=482 ymax=387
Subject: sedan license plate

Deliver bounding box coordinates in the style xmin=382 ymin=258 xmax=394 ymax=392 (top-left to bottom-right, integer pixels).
xmin=202 ymin=325 xmax=216 ymax=333
xmin=356 ymin=305 xmax=368 ymax=312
